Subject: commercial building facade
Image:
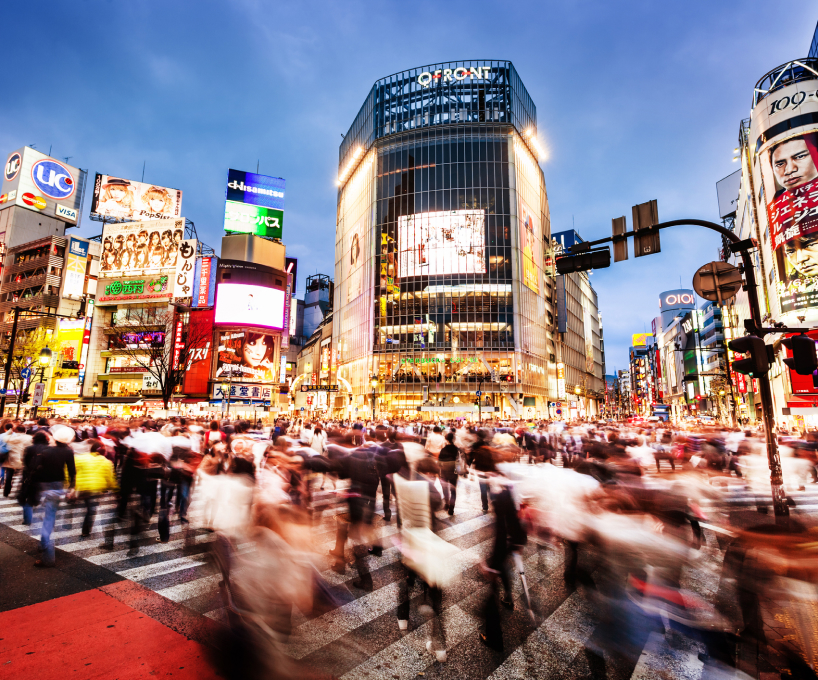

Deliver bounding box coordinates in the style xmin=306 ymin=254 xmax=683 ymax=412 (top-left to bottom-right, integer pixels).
xmin=333 ymin=61 xmax=557 ymax=420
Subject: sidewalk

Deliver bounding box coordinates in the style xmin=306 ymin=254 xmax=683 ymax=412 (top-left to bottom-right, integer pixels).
xmin=0 ymin=524 xmax=224 ymax=679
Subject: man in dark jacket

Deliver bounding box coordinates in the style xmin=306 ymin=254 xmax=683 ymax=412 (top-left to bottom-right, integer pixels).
xmin=468 ymin=430 xmax=497 ymax=514
xmin=376 ymin=428 xmax=406 ymax=522
xmin=31 ymin=425 xmax=76 ymax=567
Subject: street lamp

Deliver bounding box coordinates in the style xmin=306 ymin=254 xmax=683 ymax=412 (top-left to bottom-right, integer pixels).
xmin=31 ymin=347 xmax=51 ymax=419
xmin=370 ymin=375 xmax=378 ymax=420
xmin=222 ymin=379 xmax=231 ymax=419
xmin=91 ymin=381 xmax=98 ymax=417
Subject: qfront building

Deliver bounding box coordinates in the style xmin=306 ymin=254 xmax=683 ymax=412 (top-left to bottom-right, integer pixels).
xmin=333 ymin=61 xmax=556 ymax=419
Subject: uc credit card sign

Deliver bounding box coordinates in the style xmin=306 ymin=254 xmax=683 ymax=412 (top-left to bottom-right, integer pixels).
xmin=225 ymin=169 xmax=285 ymax=211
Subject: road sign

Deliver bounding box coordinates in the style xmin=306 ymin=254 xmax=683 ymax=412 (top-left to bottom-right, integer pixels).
xmin=20 ymin=368 xmax=31 ymax=381
xmin=693 ymin=261 xmax=742 ymax=304
xmin=556 ymin=402 xmax=562 ymax=407
xmin=300 ymin=407 xmax=305 ymax=412
xmin=548 ymin=401 xmax=556 ymax=407
xmin=476 ymin=390 xmax=481 ymax=396
xmin=32 ymin=382 xmax=45 ymax=407
xmin=0 ymin=389 xmax=6 ymax=396
xmin=556 ymin=409 xmax=562 ymax=415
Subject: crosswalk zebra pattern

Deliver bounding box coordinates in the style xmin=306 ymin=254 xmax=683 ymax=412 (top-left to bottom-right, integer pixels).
xmin=1 ymin=472 xmax=797 ymax=679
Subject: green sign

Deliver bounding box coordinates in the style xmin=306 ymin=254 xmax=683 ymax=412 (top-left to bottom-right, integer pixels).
xmin=224 ymin=200 xmax=283 ymax=238
xmin=103 ymin=276 xmax=168 ymax=297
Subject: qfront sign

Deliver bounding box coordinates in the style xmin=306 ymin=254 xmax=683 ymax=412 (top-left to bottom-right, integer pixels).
xmin=417 ymin=66 xmax=493 ymax=88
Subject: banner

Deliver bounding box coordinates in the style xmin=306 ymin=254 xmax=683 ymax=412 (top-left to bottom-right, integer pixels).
xmin=63 ymin=237 xmax=88 ymax=299
xmin=519 ymin=198 xmax=541 ymax=294
xmin=90 ymin=173 xmax=182 ymax=221
xmin=173 ymin=239 xmax=197 ymax=302
xmin=100 ymin=218 xmax=185 ymax=277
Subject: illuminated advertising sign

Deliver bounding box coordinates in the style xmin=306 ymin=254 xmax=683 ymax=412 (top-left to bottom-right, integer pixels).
xmin=519 ymin=198 xmax=541 ymax=294
xmin=192 ymin=256 xmax=217 ymax=307
xmin=632 ymin=333 xmax=652 ymax=347
xmin=90 ymin=173 xmax=182 ymax=221
xmin=398 ymin=209 xmax=485 ymax=277
xmin=226 ymin=169 xmax=285 ymax=210
xmin=749 ymin=71 xmax=818 ymax=313
xmin=77 ymin=299 xmax=94 ymax=392
xmin=63 ymin=237 xmax=88 ymax=299
xmin=97 ymin=275 xmax=171 ymax=305
xmin=53 ymin=378 xmax=80 ymax=396
xmin=212 ymin=382 xmax=273 ymax=401
xmin=557 ymin=362 xmax=566 ymax=398
xmin=785 ymin=331 xmax=818 ymax=394
xmin=417 ymin=65 xmax=492 ymax=88
xmin=223 ymin=201 xmax=283 ymax=239
xmin=0 ymin=147 xmax=86 ymax=224
xmin=100 ymin=218 xmax=185 ymax=277
xmin=215 ymin=330 xmax=277 ymax=383
xmin=214 ymin=283 xmax=285 ymax=329
xmin=173 ymin=239 xmax=197 ymax=302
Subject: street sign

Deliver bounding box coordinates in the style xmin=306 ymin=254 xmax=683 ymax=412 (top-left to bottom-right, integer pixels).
xmin=0 ymin=389 xmax=7 ymax=396
xmin=476 ymin=390 xmax=481 ymax=396
xmin=32 ymin=382 xmax=45 ymax=407
xmin=548 ymin=401 xmax=556 ymax=407
xmin=556 ymin=409 xmax=562 ymax=415
xmin=301 ymin=384 xmax=339 ymax=393
xmin=693 ymin=261 xmax=742 ymax=304
xmin=20 ymin=368 xmax=31 ymax=381
xmin=300 ymin=407 xmax=305 ymax=412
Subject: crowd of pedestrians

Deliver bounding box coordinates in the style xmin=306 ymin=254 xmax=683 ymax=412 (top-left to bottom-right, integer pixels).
xmin=2 ymin=414 xmax=818 ymax=678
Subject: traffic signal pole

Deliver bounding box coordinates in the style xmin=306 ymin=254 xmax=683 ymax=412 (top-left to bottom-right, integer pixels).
xmin=567 ymin=218 xmax=789 ymax=517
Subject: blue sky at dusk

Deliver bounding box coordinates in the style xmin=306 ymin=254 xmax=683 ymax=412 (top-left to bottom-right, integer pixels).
xmin=1 ymin=1 xmax=814 ymax=369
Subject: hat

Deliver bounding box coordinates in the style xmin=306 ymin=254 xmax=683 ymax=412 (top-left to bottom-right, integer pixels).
xmin=51 ymin=425 xmax=76 ymax=444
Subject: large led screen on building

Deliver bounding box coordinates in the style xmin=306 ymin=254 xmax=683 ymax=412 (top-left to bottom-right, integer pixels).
xmin=751 ymin=76 xmax=818 ymax=313
xmin=398 ymin=209 xmax=485 ymax=277
xmin=223 ymin=200 xmax=283 ymax=239
xmin=100 ymin=219 xmax=185 ymax=276
xmin=214 ymin=283 xmax=285 ymax=329
xmin=90 ymin=173 xmax=183 ymax=221
xmin=225 ymin=169 xmax=285 ymax=210
xmin=1 ymin=147 xmax=86 ymax=224
xmin=215 ymin=330 xmax=277 ymax=383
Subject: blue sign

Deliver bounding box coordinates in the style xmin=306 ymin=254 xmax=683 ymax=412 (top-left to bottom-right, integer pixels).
xmin=20 ymin=368 xmax=31 ymax=381
xmin=476 ymin=390 xmax=481 ymax=396
xmin=0 ymin=389 xmax=6 ymax=396
xmin=556 ymin=409 xmax=562 ymax=415
xmin=301 ymin=407 xmax=305 ymax=412
xmin=226 ymin=169 xmax=285 ymax=211
xmin=68 ymin=237 xmax=89 ymax=258
xmin=31 ymin=159 xmax=76 ymax=200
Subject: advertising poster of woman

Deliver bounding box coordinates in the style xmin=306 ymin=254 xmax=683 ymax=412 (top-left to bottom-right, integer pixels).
xmin=346 ymin=216 xmax=365 ymax=303
xmin=99 ymin=219 xmax=185 ymax=276
xmin=519 ymin=198 xmax=540 ymax=294
xmin=216 ymin=331 xmax=277 ymax=382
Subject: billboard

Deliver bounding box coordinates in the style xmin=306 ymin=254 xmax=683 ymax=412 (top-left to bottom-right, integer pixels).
xmin=183 ymin=308 xmax=214 ymax=395
xmin=346 ymin=215 xmax=366 ymax=303
xmin=1 ymin=147 xmax=86 ymax=224
xmin=632 ymin=333 xmax=652 ymax=347
xmin=226 ymin=169 xmax=285 ymax=210
xmin=214 ymin=283 xmax=285 ymax=329
xmin=398 ymin=209 xmax=485 ymax=277
xmin=750 ymin=76 xmax=818 ymax=314
xmin=519 ymin=198 xmax=541 ymax=294
xmin=192 ymin=256 xmax=217 ymax=307
xmin=223 ymin=200 xmax=283 ymax=239
xmin=173 ymin=239 xmax=197 ymax=302
xmin=215 ymin=330 xmax=277 ymax=382
xmin=63 ymin=237 xmax=89 ymax=299
xmin=90 ymin=173 xmax=182 ymax=221
xmin=97 ymin=275 xmax=171 ymax=305
xmin=716 ymin=169 xmax=741 ymax=219
xmin=99 ymin=218 xmax=185 ymax=276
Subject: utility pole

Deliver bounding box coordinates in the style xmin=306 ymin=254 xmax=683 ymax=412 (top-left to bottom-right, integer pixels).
xmin=0 ymin=307 xmax=21 ymax=416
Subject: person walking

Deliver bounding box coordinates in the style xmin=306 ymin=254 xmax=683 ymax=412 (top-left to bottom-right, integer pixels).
xmin=2 ymin=425 xmax=31 ymax=496
xmin=437 ymin=432 xmax=460 ymax=516
xmin=30 ymin=425 xmax=76 ymax=567
xmin=72 ymin=439 xmax=118 ymax=536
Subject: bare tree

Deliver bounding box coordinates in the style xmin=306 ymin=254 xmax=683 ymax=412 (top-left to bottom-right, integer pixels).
xmin=104 ymin=307 xmax=212 ymax=410
xmin=1 ymin=327 xmax=55 ymax=417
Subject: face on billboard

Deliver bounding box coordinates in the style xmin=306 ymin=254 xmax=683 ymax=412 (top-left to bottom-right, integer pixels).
xmin=346 ymin=216 xmax=365 ymax=303
xmin=100 ymin=219 xmax=185 ymax=276
xmin=214 ymin=283 xmax=285 ymax=329
xmin=398 ymin=209 xmax=485 ymax=277
xmin=91 ymin=173 xmax=182 ymax=221
xmin=216 ymin=331 xmax=277 ymax=382
xmin=520 ymin=200 xmax=540 ymax=294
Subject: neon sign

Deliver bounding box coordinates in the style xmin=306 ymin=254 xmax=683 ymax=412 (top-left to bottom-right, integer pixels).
xmin=417 ymin=66 xmax=492 ymax=88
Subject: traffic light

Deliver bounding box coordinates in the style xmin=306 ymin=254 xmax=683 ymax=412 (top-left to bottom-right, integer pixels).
xmin=781 ymin=334 xmax=818 ymax=375
xmin=729 ymin=335 xmax=769 ymax=376
xmin=555 ymin=247 xmax=611 ymax=274
xmin=632 ymin=200 xmax=660 ymax=257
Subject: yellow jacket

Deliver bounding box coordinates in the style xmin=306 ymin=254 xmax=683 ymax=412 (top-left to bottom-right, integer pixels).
xmin=72 ymin=452 xmax=118 ymax=494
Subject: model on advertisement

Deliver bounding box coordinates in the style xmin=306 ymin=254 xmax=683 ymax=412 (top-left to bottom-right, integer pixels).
xmin=216 ymin=331 xmax=277 ymax=382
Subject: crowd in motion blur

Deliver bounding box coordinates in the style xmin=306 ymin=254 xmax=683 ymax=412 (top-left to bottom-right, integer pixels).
xmin=3 ymin=414 xmax=818 ymax=679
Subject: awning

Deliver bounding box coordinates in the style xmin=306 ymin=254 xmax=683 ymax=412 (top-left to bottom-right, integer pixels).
xmin=73 ymin=397 xmax=141 ymax=404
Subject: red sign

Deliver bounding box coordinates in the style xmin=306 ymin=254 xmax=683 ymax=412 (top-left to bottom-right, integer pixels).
xmin=735 ymin=371 xmax=747 ymax=394
xmin=183 ymin=308 xmax=214 ymax=396
xmin=197 ymin=257 xmax=212 ymax=307
xmin=172 ymin=318 xmax=183 ymax=369
xmin=784 ymin=331 xmax=818 ymax=395
xmin=22 ymin=192 xmax=47 ymax=209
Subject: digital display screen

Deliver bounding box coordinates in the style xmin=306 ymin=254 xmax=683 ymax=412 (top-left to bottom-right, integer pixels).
xmin=223 ymin=200 xmax=283 ymax=239
xmin=214 ymin=283 xmax=285 ymax=329
xmin=398 ymin=209 xmax=485 ymax=277
xmin=226 ymin=169 xmax=285 ymax=210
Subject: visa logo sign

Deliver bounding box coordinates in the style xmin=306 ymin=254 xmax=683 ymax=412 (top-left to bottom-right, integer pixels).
xmin=56 ymin=204 xmax=78 ymax=221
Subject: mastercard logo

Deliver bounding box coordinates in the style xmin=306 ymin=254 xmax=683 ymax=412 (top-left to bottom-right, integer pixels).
xmin=0 ymin=194 xmax=8 ymax=204
xmin=22 ymin=193 xmax=47 ymax=210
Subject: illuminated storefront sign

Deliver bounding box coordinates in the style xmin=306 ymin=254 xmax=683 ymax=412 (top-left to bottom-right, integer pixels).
xmin=63 ymin=237 xmax=88 ymax=299
xmin=98 ymin=276 xmax=170 ymax=303
xmin=77 ymin=299 xmax=94 ymax=391
xmin=557 ymin=362 xmax=566 ymax=398
xmin=417 ymin=66 xmax=492 ymax=88
xmin=226 ymin=169 xmax=285 ymax=211
xmin=399 ymin=357 xmax=478 ymax=364
xmin=212 ymin=383 xmax=273 ymax=400
xmin=223 ymin=200 xmax=283 ymax=239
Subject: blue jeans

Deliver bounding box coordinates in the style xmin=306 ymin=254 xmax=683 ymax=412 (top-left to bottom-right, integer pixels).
xmin=39 ymin=482 xmax=64 ymax=565
xmin=22 ymin=504 xmax=33 ymax=525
